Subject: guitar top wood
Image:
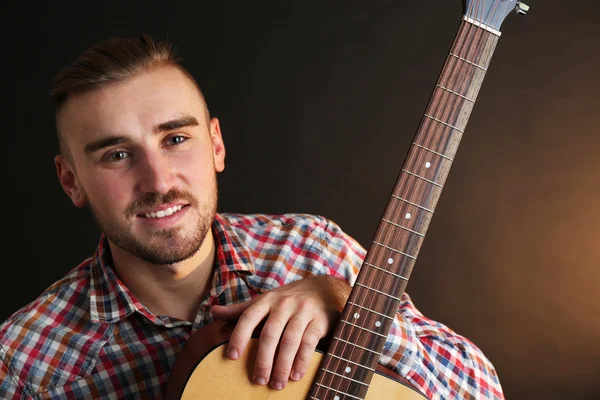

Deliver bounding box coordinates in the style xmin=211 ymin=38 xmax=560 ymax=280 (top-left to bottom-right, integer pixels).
xmin=177 ymin=339 xmax=428 ymax=400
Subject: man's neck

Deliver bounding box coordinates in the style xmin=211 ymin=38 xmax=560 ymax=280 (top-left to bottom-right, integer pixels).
xmin=107 ymin=231 xmax=217 ymax=322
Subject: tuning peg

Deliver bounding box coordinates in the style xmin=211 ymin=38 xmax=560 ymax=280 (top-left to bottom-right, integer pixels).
xmin=516 ymin=2 xmax=530 ymax=15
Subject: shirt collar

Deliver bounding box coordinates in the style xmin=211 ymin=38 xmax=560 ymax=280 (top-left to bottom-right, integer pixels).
xmin=213 ymin=213 xmax=255 ymax=275
xmin=89 ymin=235 xmax=154 ymax=323
xmin=89 ymin=214 xmax=255 ymax=324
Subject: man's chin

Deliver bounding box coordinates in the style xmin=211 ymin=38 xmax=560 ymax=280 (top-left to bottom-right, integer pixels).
xmin=106 ymin=228 xmax=204 ymax=265
xmin=130 ymin=241 xmax=201 ymax=266
xmin=147 ymin=252 xmax=198 ymax=266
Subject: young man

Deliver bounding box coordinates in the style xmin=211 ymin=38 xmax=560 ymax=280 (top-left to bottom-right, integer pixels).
xmin=0 ymin=36 xmax=504 ymax=399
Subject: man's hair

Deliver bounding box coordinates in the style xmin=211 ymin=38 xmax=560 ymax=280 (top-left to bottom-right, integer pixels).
xmin=50 ymin=34 xmax=208 ymax=163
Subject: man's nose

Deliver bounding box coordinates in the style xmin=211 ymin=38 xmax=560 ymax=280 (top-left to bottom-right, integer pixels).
xmin=136 ymin=151 xmax=176 ymax=195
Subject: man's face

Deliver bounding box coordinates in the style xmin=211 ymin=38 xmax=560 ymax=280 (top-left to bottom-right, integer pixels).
xmin=55 ymin=66 xmax=226 ymax=265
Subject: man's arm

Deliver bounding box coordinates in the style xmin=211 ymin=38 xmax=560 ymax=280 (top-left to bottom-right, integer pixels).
xmin=212 ymin=215 xmax=504 ymax=398
xmin=383 ymin=293 xmax=504 ymax=399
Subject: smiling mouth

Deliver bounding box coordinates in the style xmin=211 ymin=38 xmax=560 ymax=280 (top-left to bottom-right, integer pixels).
xmin=139 ymin=205 xmax=189 ymax=219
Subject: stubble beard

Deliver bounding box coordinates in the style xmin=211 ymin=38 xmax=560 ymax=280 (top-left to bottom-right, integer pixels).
xmin=88 ymin=185 xmax=218 ymax=265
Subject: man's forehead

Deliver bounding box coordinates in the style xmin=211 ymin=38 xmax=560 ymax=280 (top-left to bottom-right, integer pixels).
xmin=57 ymin=66 xmax=206 ymax=142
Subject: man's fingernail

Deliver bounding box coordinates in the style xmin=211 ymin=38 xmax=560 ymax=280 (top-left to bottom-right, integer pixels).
xmin=254 ymin=376 xmax=266 ymax=385
xmin=272 ymin=381 xmax=283 ymax=390
xmin=229 ymin=349 xmax=239 ymax=360
xmin=291 ymin=371 xmax=302 ymax=381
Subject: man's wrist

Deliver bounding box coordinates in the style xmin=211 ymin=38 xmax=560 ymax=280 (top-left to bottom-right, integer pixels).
xmin=319 ymin=275 xmax=351 ymax=313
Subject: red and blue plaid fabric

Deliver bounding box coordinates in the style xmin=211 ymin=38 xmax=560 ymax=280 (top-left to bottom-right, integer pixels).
xmin=1 ymin=213 xmax=503 ymax=399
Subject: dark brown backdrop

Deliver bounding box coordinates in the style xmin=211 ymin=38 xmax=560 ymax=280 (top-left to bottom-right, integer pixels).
xmin=1 ymin=1 xmax=598 ymax=399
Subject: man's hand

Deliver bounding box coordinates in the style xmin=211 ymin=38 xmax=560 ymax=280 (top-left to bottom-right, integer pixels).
xmin=210 ymin=275 xmax=350 ymax=390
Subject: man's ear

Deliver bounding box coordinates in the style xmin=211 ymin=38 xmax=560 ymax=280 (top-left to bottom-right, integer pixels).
xmin=55 ymin=155 xmax=86 ymax=208
xmin=209 ymin=118 xmax=226 ymax=173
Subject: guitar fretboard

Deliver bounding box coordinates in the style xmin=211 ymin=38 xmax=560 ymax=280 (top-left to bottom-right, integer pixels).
xmin=310 ymin=17 xmax=500 ymax=400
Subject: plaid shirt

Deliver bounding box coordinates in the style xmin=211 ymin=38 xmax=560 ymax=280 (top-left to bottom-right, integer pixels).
xmin=1 ymin=213 xmax=503 ymax=399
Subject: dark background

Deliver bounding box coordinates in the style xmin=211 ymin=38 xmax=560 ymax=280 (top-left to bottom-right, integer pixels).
xmin=2 ymin=1 xmax=599 ymax=399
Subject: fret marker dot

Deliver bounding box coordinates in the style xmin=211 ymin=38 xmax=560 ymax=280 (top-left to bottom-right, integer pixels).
xmin=345 ymin=366 xmax=352 ymax=373
xmin=334 ymin=397 xmax=340 ymax=400
xmin=375 ymin=321 xmax=382 ymax=327
xmin=388 ymin=258 xmax=394 ymax=264
xmin=353 ymin=313 xmax=360 ymax=319
xmin=425 ymin=162 xmax=432 ymax=168
xmin=405 ymin=212 xmax=412 ymax=219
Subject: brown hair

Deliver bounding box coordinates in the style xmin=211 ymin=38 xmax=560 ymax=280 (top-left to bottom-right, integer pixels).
xmin=51 ymin=34 xmax=208 ymax=162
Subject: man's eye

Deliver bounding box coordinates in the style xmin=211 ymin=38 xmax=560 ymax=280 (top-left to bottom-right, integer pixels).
xmin=104 ymin=150 xmax=129 ymax=162
xmin=167 ymin=135 xmax=187 ymax=145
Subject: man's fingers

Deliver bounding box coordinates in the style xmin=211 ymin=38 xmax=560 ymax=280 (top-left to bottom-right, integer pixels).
xmin=252 ymin=296 xmax=296 ymax=387
xmin=226 ymin=301 xmax=270 ymax=360
xmin=211 ymin=299 xmax=255 ymax=321
xmin=212 ymin=277 xmax=343 ymax=390
xmin=290 ymin=320 xmax=325 ymax=382
xmin=268 ymin=314 xmax=312 ymax=389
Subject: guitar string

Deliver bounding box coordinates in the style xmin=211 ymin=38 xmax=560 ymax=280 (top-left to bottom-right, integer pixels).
xmin=314 ymin=1 xmax=501 ymax=398
xmin=360 ymin=0 xmax=501 ymax=394
xmin=315 ymin=2 xmax=484 ymax=397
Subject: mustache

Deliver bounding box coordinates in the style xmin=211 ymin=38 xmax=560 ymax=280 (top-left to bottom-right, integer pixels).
xmin=126 ymin=189 xmax=198 ymax=216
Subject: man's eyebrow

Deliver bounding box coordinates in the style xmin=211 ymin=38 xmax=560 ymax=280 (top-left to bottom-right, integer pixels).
xmin=84 ymin=136 xmax=127 ymax=154
xmin=83 ymin=115 xmax=201 ymax=154
xmin=154 ymin=115 xmax=200 ymax=133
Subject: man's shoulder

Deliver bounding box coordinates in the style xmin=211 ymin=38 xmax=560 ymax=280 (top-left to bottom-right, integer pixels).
xmin=218 ymin=212 xmax=337 ymax=253
xmin=1 ymin=259 xmax=93 ymax=334
xmin=219 ymin=212 xmax=330 ymax=231
xmin=218 ymin=213 xmax=363 ymax=252
xmin=217 ymin=213 xmax=363 ymax=286
xmin=0 ymin=259 xmax=100 ymax=395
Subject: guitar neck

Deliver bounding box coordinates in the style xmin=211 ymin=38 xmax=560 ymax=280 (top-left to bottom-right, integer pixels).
xmin=310 ymin=16 xmax=501 ymax=399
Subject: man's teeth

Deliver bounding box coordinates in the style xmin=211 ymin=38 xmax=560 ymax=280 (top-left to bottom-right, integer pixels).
xmin=144 ymin=205 xmax=184 ymax=219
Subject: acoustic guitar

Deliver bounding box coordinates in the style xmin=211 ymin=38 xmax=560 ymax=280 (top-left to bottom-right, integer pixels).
xmin=164 ymin=1 xmax=529 ymax=398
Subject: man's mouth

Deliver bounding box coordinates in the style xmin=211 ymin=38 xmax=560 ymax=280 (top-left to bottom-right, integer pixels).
xmin=138 ymin=204 xmax=189 ymax=219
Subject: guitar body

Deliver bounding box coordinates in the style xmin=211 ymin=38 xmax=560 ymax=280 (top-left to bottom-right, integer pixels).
xmin=164 ymin=321 xmax=428 ymax=400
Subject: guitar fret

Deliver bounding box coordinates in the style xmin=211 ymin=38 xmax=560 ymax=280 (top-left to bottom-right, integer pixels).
xmin=401 ymin=169 xmax=444 ymax=188
xmin=320 ymin=368 xmax=370 ymax=386
xmin=372 ymin=241 xmax=416 ymax=260
xmin=325 ymin=352 xmax=376 ymax=371
xmin=424 ymin=114 xmax=464 ymax=133
xmin=363 ymin=262 xmax=408 ymax=281
xmin=436 ymin=84 xmax=475 ymax=103
xmin=391 ymin=194 xmax=434 ymax=213
xmin=382 ymin=218 xmax=425 ymax=237
xmin=333 ymin=337 xmax=381 ymax=355
xmin=340 ymin=319 xmax=388 ymax=338
xmin=313 ymin=383 xmax=363 ymax=400
xmin=355 ymin=283 xmax=402 ymax=301
xmin=449 ymin=52 xmax=487 ymax=71
xmin=347 ymin=301 xmax=395 ymax=320
xmin=463 ymin=15 xmax=502 ymax=37
xmin=412 ymin=143 xmax=454 ymax=161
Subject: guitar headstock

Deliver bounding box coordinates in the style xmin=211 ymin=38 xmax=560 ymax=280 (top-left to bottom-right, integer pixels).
xmin=464 ymin=0 xmax=529 ymax=31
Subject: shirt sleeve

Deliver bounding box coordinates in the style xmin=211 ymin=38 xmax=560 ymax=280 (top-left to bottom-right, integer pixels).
xmin=318 ymin=217 xmax=504 ymax=399
xmin=0 ymin=349 xmax=28 ymax=400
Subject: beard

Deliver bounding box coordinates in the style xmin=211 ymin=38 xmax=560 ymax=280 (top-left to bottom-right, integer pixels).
xmin=87 ymin=183 xmax=218 ymax=266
